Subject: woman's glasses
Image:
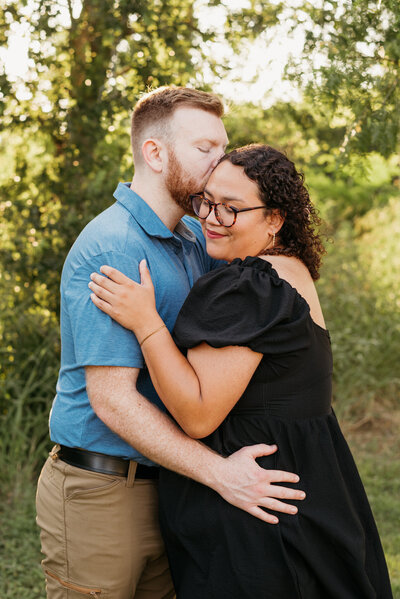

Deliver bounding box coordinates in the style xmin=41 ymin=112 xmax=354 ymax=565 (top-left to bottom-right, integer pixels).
xmin=190 ymin=193 xmax=266 ymax=228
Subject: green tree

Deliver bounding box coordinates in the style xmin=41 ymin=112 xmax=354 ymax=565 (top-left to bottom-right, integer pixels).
xmin=286 ymin=0 xmax=400 ymax=157
xmin=0 ymin=0 xmax=204 ymax=313
xmin=0 ymin=0 xmax=282 ymax=315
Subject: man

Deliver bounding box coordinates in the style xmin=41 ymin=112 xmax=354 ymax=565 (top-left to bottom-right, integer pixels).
xmin=36 ymin=87 xmax=304 ymax=598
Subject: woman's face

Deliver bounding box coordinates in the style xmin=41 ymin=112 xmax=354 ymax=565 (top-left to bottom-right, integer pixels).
xmin=201 ymin=160 xmax=273 ymax=263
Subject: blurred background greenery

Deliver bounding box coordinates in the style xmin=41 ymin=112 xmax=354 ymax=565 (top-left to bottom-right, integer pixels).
xmin=0 ymin=0 xmax=399 ymax=596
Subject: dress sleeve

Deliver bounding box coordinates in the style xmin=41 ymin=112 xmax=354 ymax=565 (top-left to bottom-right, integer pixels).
xmin=172 ymin=256 xmax=312 ymax=355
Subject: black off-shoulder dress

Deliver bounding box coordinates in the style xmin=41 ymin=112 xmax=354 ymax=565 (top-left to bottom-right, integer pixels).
xmin=158 ymin=257 xmax=392 ymax=599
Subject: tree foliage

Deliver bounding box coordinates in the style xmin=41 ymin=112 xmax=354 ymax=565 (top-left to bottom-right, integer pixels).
xmin=1 ymin=0 xmax=204 ymax=313
xmin=0 ymin=0 xmax=281 ymax=315
xmin=286 ymin=0 xmax=400 ymax=157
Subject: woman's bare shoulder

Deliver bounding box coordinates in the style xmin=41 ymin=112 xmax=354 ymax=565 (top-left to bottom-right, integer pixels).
xmin=258 ymin=254 xmax=326 ymax=327
xmin=258 ymin=254 xmax=311 ymax=283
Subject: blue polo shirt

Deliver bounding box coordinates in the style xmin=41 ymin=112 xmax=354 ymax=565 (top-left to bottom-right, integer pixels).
xmin=49 ymin=183 xmax=218 ymax=465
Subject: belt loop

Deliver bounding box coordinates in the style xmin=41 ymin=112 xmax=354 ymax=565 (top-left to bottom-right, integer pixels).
xmin=49 ymin=444 xmax=61 ymax=460
xmin=126 ymin=460 xmax=137 ymax=487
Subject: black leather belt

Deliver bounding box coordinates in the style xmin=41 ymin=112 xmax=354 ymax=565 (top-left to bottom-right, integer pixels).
xmin=58 ymin=445 xmax=159 ymax=479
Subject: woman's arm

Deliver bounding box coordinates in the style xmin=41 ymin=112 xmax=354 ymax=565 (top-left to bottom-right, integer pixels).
xmin=145 ymin=340 xmax=262 ymax=438
xmin=89 ymin=261 xmax=262 ymax=438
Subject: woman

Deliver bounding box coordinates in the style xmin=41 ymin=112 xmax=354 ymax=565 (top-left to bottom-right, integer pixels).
xmin=88 ymin=145 xmax=392 ymax=598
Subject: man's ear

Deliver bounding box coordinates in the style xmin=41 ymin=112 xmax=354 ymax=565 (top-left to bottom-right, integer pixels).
xmin=141 ymin=138 xmax=165 ymax=173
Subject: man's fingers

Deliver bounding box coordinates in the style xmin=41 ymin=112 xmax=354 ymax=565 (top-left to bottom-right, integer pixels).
xmin=261 ymin=469 xmax=301 ymax=484
xmin=252 ymin=465 xmax=300 ymax=485
xmin=257 ymin=496 xmax=299 ymax=515
xmin=261 ymin=484 xmax=306 ymax=501
xmin=240 ymin=489 xmax=306 ymax=522
xmin=246 ymin=505 xmax=279 ymax=525
xmin=244 ymin=443 xmax=278 ymax=459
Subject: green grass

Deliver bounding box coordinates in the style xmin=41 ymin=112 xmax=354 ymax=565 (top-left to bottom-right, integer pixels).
xmin=0 ymin=424 xmax=399 ymax=598
xmin=0 ymin=483 xmax=45 ymax=598
xmin=346 ymin=423 xmax=400 ymax=597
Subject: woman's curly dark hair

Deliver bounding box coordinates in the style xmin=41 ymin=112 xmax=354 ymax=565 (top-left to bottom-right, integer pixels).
xmin=218 ymin=144 xmax=325 ymax=280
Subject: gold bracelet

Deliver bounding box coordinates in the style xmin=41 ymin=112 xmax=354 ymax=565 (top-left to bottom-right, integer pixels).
xmin=139 ymin=324 xmax=167 ymax=347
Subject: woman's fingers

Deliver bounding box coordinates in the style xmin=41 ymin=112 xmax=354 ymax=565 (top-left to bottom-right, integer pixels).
xmin=90 ymin=272 xmax=121 ymax=293
xmin=90 ymin=292 xmax=113 ymax=316
xmin=99 ymin=265 xmax=132 ymax=285
xmin=93 ymin=262 xmax=152 ymax=292
xmin=88 ymin=281 xmax=114 ymax=303
xmin=139 ymin=259 xmax=154 ymax=289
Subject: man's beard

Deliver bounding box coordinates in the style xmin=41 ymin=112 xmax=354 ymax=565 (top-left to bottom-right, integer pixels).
xmin=165 ymin=147 xmax=204 ymax=214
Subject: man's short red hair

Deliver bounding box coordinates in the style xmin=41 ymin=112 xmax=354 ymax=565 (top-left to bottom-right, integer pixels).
xmin=131 ymin=86 xmax=224 ymax=163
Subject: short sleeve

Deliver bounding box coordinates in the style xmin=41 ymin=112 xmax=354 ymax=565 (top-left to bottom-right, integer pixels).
xmin=172 ymin=256 xmax=312 ymax=355
xmin=63 ymin=250 xmax=145 ymax=368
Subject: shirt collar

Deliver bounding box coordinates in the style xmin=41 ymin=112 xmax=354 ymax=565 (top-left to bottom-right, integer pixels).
xmin=114 ymin=182 xmax=196 ymax=242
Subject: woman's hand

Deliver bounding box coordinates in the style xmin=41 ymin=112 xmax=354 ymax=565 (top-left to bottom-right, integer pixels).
xmin=89 ymin=260 xmax=161 ymax=338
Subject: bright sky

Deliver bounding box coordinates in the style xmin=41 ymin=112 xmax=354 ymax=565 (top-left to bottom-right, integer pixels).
xmin=1 ymin=0 xmax=308 ymax=107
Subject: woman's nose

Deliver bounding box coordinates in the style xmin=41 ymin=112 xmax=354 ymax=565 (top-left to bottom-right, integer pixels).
xmin=205 ymin=206 xmax=220 ymax=226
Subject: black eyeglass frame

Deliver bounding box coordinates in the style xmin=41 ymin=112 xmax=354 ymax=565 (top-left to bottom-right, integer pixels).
xmin=190 ymin=193 xmax=266 ymax=228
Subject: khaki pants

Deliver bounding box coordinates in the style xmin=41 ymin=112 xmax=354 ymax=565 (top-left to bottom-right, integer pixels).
xmin=36 ymin=447 xmax=175 ymax=599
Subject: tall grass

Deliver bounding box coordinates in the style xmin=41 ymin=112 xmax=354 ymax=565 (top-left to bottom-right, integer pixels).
xmin=317 ymin=197 xmax=400 ymax=426
xmin=0 ymin=321 xmax=59 ymax=493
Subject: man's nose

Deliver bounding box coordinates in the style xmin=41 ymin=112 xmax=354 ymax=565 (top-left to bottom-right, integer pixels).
xmin=211 ymin=148 xmax=225 ymax=169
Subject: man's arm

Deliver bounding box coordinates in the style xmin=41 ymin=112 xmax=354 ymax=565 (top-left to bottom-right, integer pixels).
xmin=86 ymin=365 xmax=305 ymax=524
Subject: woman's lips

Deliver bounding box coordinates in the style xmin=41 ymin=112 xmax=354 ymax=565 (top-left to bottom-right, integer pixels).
xmin=206 ymin=229 xmax=226 ymax=239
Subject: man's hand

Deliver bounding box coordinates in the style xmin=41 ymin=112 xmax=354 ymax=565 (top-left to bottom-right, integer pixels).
xmin=212 ymin=444 xmax=305 ymax=524
xmin=87 ymin=367 xmax=304 ymax=525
